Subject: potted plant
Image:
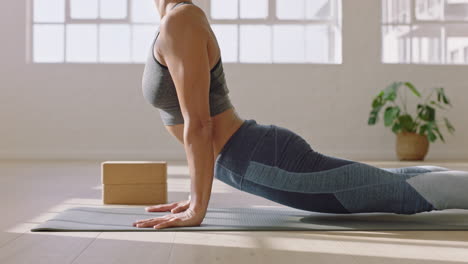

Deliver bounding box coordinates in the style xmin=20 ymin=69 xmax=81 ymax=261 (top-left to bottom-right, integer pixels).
xmin=368 ymin=82 xmax=455 ymax=161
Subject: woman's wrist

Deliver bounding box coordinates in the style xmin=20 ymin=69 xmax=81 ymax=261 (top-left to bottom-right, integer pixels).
xmin=189 ymin=200 xmax=208 ymax=215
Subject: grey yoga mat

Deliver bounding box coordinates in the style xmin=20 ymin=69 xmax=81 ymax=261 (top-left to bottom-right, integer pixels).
xmin=31 ymin=206 xmax=468 ymax=232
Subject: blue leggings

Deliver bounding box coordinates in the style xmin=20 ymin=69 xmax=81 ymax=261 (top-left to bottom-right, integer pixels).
xmin=214 ymin=119 xmax=468 ymax=214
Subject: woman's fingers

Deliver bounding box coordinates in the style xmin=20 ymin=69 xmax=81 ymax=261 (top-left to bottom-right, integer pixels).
xmin=134 ymin=217 xmax=173 ymax=228
xmin=146 ymin=199 xmax=190 ymax=212
xmin=154 ymin=218 xmax=181 ymax=229
xmin=170 ymin=206 xmax=183 ymax=214
xmin=133 ymin=215 xmax=173 ymax=227
xmin=133 ymin=208 xmax=205 ymax=230
xmin=134 ymin=199 xmax=194 ymax=228
xmin=145 ymin=202 xmax=178 ymax=212
xmin=171 ymin=203 xmax=190 ymax=214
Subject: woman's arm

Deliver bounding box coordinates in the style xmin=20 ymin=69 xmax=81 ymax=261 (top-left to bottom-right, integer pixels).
xmin=133 ymin=10 xmax=214 ymax=229
xmin=133 ymin=9 xmax=214 ymax=229
xmin=161 ymin=11 xmax=214 ymax=216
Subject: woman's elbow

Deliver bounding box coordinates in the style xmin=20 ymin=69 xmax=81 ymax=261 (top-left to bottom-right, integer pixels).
xmin=184 ymin=119 xmax=213 ymax=141
xmin=185 ymin=117 xmax=213 ymax=130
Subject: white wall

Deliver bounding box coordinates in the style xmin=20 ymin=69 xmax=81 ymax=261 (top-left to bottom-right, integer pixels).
xmin=1 ymin=0 xmax=467 ymax=161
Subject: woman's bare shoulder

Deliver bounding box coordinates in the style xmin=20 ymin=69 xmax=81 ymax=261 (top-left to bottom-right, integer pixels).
xmin=160 ymin=4 xmax=206 ymax=32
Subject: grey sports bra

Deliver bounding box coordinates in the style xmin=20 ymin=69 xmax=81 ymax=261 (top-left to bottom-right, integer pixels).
xmin=141 ymin=1 xmax=233 ymax=126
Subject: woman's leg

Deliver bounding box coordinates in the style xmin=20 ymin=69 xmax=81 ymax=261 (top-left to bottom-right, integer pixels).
xmin=382 ymin=165 xmax=450 ymax=174
xmin=215 ymin=120 xmax=468 ymax=215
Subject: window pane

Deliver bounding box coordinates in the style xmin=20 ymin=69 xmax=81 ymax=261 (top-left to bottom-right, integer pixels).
xmin=411 ymin=25 xmax=442 ymax=63
xmin=444 ymin=0 xmax=468 ymax=21
xmin=332 ymin=25 xmax=342 ymax=63
xmin=70 ymin=0 xmax=98 ymax=19
xmin=382 ymin=25 xmax=411 ymax=63
xmin=33 ymin=24 xmax=64 ymax=62
xmin=131 ymin=0 xmax=160 ymax=23
xmin=100 ymin=0 xmax=127 ymax=19
xmin=211 ymin=0 xmax=238 ymax=19
xmin=132 ymin=25 xmax=157 ymax=63
xmin=273 ymin=25 xmax=305 ymax=63
xmin=240 ymin=25 xmax=271 ymax=63
xmin=99 ymin=24 xmax=131 ymax=63
xmin=240 ymin=0 xmax=268 ymax=19
xmin=277 ymin=0 xmax=304 ymax=20
xmin=305 ymin=0 xmax=331 ymax=19
xmin=211 ymin=25 xmax=238 ymax=62
xmin=446 ymin=24 xmax=468 ymax=64
xmin=382 ymin=0 xmax=411 ymax=23
xmin=305 ymin=25 xmax=330 ymax=63
xmin=66 ymin=24 xmax=97 ymax=62
xmin=415 ymin=0 xmax=468 ymax=21
xmin=415 ymin=0 xmax=443 ymax=20
xmin=33 ymin=0 xmax=65 ymax=22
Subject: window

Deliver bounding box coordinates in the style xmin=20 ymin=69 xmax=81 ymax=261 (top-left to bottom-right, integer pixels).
xmin=30 ymin=0 xmax=160 ymax=63
xmin=382 ymin=0 xmax=468 ymax=64
xmin=30 ymin=0 xmax=342 ymax=64
xmin=209 ymin=0 xmax=342 ymax=64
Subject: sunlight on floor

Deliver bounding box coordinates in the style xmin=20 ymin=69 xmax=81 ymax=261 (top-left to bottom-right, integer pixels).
xmin=4 ymin=195 xmax=468 ymax=263
xmin=5 ymin=223 xmax=468 ymax=263
xmin=2 ymin=161 xmax=468 ymax=264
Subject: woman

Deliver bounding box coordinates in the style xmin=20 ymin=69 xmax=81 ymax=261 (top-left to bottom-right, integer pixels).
xmin=135 ymin=0 xmax=468 ymax=230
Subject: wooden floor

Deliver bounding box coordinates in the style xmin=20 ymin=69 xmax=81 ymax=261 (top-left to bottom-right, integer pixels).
xmin=1 ymin=160 xmax=468 ymax=264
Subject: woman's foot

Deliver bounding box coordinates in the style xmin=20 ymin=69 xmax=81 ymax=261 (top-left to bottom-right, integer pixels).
xmin=415 ymin=165 xmax=451 ymax=172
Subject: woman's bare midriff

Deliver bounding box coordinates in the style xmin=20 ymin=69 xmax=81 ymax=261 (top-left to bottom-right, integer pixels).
xmin=163 ymin=109 xmax=245 ymax=161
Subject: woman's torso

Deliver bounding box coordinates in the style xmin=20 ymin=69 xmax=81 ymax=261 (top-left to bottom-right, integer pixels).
xmin=150 ymin=2 xmax=244 ymax=160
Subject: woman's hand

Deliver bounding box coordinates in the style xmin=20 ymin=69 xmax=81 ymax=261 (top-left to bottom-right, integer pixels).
xmin=132 ymin=199 xmax=206 ymax=229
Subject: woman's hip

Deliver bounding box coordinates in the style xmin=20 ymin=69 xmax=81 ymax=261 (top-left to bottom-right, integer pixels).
xmin=213 ymin=119 xmax=346 ymax=189
xmin=214 ymin=119 xmax=270 ymax=189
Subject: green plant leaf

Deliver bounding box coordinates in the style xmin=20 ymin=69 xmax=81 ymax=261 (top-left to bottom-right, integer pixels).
xmin=383 ymin=82 xmax=401 ymax=102
xmin=433 ymin=126 xmax=445 ymax=143
xmin=436 ymin=88 xmax=442 ymax=102
xmin=369 ymin=91 xmax=386 ymax=126
xmin=419 ymin=124 xmax=428 ymax=135
xmin=427 ymin=106 xmax=436 ymax=121
xmin=372 ymin=91 xmax=384 ymax=108
xmin=398 ymin=114 xmax=415 ymax=132
xmin=442 ymin=94 xmax=451 ymax=105
xmin=430 ymin=100 xmax=446 ymax=110
xmin=384 ymin=106 xmax=400 ymax=127
xmin=440 ymin=88 xmax=451 ymax=105
xmin=436 ymin=87 xmax=452 ymax=106
xmin=404 ymin=82 xmax=421 ymax=97
xmin=427 ymin=128 xmax=437 ymax=142
xmin=368 ymin=110 xmax=378 ymax=125
xmin=443 ymin=117 xmax=455 ymax=134
xmin=417 ymin=104 xmax=436 ymax=122
xmin=392 ymin=122 xmax=401 ymax=134
xmin=423 ymin=121 xmax=438 ymax=143
xmin=371 ymin=98 xmax=380 ymax=109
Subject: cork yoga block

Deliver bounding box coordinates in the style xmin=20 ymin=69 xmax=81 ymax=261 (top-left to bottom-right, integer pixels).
xmin=101 ymin=161 xmax=168 ymax=205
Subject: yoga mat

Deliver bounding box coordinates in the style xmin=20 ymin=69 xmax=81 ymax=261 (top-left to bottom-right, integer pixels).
xmin=31 ymin=206 xmax=468 ymax=232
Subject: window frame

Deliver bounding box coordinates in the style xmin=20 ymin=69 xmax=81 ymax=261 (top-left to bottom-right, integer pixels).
xmin=27 ymin=0 xmax=342 ymax=64
xmin=27 ymin=0 xmax=159 ymax=64
xmin=204 ymin=0 xmax=342 ymax=64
